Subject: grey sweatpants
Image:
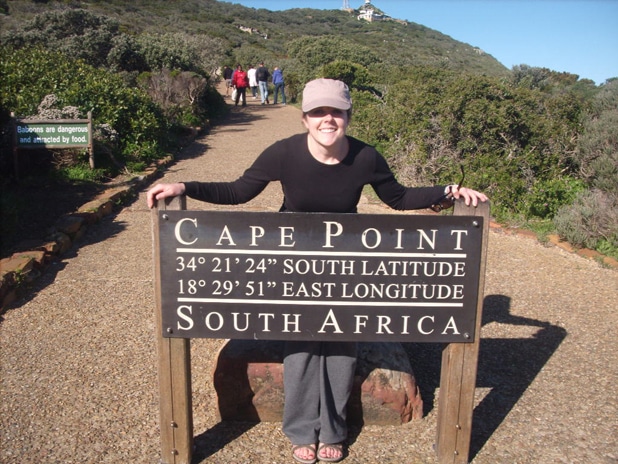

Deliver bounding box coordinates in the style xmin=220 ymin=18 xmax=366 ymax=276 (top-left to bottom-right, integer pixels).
xmin=282 ymin=341 xmax=357 ymax=445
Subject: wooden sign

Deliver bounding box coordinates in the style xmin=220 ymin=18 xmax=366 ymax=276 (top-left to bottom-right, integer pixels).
xmin=157 ymin=210 xmax=484 ymax=343
xmin=11 ymin=112 xmax=95 ymax=176
xmin=152 ymin=198 xmax=490 ymax=464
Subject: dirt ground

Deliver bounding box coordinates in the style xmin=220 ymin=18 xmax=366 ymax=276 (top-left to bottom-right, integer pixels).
xmin=1 ymin=86 xmax=616 ymax=464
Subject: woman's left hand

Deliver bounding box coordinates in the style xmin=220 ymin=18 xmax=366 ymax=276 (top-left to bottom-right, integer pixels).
xmin=451 ymin=186 xmax=488 ymax=207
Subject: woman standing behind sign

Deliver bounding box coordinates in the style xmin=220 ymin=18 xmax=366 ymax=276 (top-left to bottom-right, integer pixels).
xmin=147 ymin=78 xmax=487 ymax=463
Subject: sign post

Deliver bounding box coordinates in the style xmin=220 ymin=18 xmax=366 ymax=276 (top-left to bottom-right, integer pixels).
xmin=435 ymin=200 xmax=490 ymax=463
xmin=152 ymin=199 xmax=490 ymax=463
xmin=152 ymin=196 xmax=193 ymax=464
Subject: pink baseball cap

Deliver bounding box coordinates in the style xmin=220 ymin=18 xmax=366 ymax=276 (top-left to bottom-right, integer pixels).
xmin=301 ymin=78 xmax=352 ymax=112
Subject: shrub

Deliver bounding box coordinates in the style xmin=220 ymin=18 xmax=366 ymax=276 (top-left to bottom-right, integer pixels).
xmin=563 ymin=80 xmax=618 ymax=252
xmin=553 ymin=189 xmax=618 ymax=253
xmin=574 ymin=107 xmax=618 ymax=192
xmin=2 ymin=9 xmax=121 ymax=68
xmin=1 ymin=9 xmax=227 ymax=78
xmin=136 ymin=32 xmax=226 ymax=76
xmin=348 ymin=66 xmax=585 ymax=220
xmin=525 ymin=177 xmax=585 ymax=219
xmin=286 ymin=35 xmax=381 ymax=83
xmin=138 ymin=68 xmax=226 ymax=127
xmin=1 ymin=45 xmax=168 ymax=176
xmin=321 ymin=60 xmax=371 ymax=89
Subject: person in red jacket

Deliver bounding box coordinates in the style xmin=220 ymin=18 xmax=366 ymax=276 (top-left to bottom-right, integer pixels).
xmin=231 ymin=64 xmax=249 ymax=107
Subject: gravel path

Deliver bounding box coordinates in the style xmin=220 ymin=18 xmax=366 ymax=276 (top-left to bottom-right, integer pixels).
xmin=1 ymin=92 xmax=616 ymax=464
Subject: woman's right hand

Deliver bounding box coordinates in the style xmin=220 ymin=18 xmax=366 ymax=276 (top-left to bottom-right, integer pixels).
xmin=146 ymin=182 xmax=186 ymax=208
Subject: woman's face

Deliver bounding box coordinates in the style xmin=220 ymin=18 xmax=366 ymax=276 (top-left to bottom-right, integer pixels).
xmin=302 ymin=107 xmax=349 ymax=150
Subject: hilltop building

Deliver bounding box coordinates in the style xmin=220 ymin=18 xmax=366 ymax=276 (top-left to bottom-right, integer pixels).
xmin=342 ymin=1 xmax=407 ymax=24
xmin=356 ymin=1 xmax=389 ymax=22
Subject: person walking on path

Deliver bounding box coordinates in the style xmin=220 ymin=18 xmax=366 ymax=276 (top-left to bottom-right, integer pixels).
xmin=256 ymin=62 xmax=270 ymax=105
xmin=222 ymin=65 xmax=233 ymax=96
xmin=146 ymin=78 xmax=487 ymax=464
xmin=231 ymin=64 xmax=249 ymax=107
xmin=272 ymin=66 xmax=287 ymax=105
xmin=248 ymin=64 xmax=258 ymax=98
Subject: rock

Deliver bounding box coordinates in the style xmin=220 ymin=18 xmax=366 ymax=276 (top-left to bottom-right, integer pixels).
xmin=350 ymin=342 xmax=424 ymax=424
xmin=50 ymin=231 xmax=72 ymax=255
xmin=213 ymin=340 xmax=423 ymax=426
xmin=0 ymin=251 xmax=46 ymax=310
xmin=213 ymin=340 xmax=285 ymax=423
xmin=79 ymin=198 xmax=114 ymax=220
xmin=54 ymin=214 xmax=85 ymax=236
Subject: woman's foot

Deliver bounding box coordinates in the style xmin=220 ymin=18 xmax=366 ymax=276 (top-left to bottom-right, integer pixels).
xmin=292 ymin=443 xmax=316 ymax=464
xmin=317 ymin=442 xmax=344 ymax=462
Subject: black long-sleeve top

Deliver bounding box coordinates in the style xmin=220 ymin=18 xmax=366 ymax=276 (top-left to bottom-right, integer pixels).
xmin=184 ymin=133 xmax=445 ymax=213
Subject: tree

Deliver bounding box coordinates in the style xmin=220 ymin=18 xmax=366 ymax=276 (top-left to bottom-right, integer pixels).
xmin=139 ymin=68 xmax=209 ymax=126
xmin=286 ymin=35 xmax=380 ymax=82
xmin=136 ymin=32 xmax=226 ymax=76
xmin=321 ymin=60 xmax=371 ymax=90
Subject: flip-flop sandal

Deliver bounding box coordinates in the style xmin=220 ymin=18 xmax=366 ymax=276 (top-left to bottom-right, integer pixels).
xmin=317 ymin=443 xmax=344 ymax=463
xmin=292 ymin=444 xmax=317 ymax=464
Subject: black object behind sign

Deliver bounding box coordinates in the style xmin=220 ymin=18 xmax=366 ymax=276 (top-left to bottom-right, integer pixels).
xmin=158 ymin=211 xmax=483 ymax=342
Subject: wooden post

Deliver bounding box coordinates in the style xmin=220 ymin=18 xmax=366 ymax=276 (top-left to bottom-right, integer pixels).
xmin=11 ymin=112 xmax=19 ymax=180
xmin=152 ymin=195 xmax=194 ymax=464
xmin=87 ymin=111 xmax=95 ymax=169
xmin=435 ymin=199 xmax=490 ymax=463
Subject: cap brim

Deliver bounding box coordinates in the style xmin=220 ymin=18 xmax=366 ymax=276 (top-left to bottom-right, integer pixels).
xmin=302 ymin=98 xmax=351 ymax=112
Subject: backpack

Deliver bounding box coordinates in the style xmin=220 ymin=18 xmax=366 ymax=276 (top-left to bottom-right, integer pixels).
xmin=257 ymin=67 xmax=270 ymax=81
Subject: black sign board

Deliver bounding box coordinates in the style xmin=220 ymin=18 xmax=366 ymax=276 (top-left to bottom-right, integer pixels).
xmin=158 ymin=210 xmax=483 ymax=342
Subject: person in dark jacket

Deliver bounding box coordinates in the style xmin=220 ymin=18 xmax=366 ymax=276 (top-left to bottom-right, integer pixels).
xmin=147 ymin=78 xmax=487 ymax=464
xmin=222 ymin=65 xmax=233 ymax=95
xmin=256 ymin=62 xmax=271 ymax=105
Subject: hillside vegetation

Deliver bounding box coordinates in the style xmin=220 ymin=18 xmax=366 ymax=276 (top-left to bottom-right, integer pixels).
xmin=0 ymin=0 xmax=508 ymax=76
xmin=0 ymin=0 xmax=616 ymax=259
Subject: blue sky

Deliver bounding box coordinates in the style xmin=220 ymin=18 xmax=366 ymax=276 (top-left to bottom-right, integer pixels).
xmin=229 ymin=0 xmax=618 ymax=85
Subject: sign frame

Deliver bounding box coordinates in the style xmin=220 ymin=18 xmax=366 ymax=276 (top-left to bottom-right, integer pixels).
xmin=11 ymin=112 xmax=94 ymax=178
xmin=151 ymin=197 xmax=490 ymax=464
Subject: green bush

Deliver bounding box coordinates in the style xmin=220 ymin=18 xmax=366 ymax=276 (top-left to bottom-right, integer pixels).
xmin=559 ymin=80 xmax=618 ymax=253
xmin=574 ymin=100 xmax=618 ymax=193
xmin=53 ymin=165 xmax=108 ymax=183
xmin=136 ymin=68 xmax=226 ymax=128
xmin=525 ymin=177 xmax=585 ymax=219
xmin=135 ymin=32 xmax=226 ymax=76
xmin=321 ymin=60 xmax=371 ymax=89
xmin=1 ymin=45 xmax=168 ymax=175
xmin=553 ymin=189 xmax=618 ymax=254
xmin=349 ymin=66 xmax=585 ymax=221
xmin=1 ymin=9 xmax=227 ymax=77
xmin=2 ymin=9 xmax=121 ymax=68
xmin=286 ymin=35 xmax=381 ymax=83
